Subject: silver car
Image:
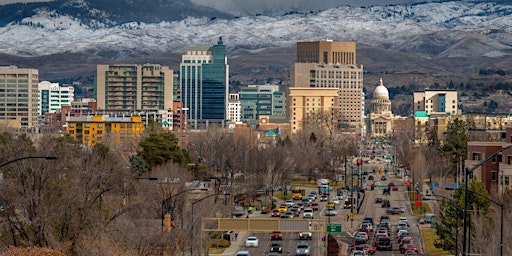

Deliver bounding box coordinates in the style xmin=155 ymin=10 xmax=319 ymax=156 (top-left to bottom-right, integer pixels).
xmin=296 ymin=242 xmax=310 ymax=256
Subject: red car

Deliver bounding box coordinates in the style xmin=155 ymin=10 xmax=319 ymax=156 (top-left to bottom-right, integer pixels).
xmin=392 ymin=186 xmax=399 ymax=191
xmin=270 ymin=231 xmax=283 ymax=240
xmin=402 ymin=244 xmax=419 ymax=254
xmin=311 ymin=202 xmax=319 ymax=211
xmin=362 ymin=244 xmax=377 ymax=255
xmin=271 ymin=209 xmax=281 ymax=217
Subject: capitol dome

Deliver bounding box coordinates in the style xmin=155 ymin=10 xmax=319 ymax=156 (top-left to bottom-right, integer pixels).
xmin=373 ymin=78 xmax=389 ymax=100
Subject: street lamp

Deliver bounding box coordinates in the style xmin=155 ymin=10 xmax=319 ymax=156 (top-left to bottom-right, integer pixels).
xmin=462 ymin=144 xmax=512 ymax=256
xmin=190 ymin=191 xmax=229 ymax=256
xmin=161 ymin=188 xmax=207 ymax=232
xmin=0 ymin=156 xmax=58 ymax=181
xmin=0 ymin=156 xmax=58 ymax=168
xmin=460 ymin=188 xmax=504 ymax=256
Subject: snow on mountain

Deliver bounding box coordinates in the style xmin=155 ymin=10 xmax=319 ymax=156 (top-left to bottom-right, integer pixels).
xmin=0 ymin=1 xmax=511 ymax=58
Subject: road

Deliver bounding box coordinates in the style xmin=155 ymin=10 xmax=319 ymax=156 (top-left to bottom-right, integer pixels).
xmin=235 ymin=172 xmax=425 ymax=256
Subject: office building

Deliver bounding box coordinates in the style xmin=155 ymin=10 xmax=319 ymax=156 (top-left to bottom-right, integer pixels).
xmin=180 ymin=37 xmax=229 ymax=129
xmin=66 ymin=115 xmax=144 ymax=147
xmin=0 ymin=66 xmax=39 ymax=128
xmin=227 ymin=93 xmax=241 ymax=122
xmin=296 ymin=40 xmax=356 ymax=64
xmin=38 ymin=81 xmax=74 ymax=115
xmin=413 ymin=89 xmax=459 ymax=116
xmin=96 ymin=64 xmax=173 ymax=111
xmin=238 ymin=84 xmax=286 ymax=121
xmin=288 ymin=40 xmax=364 ymax=129
xmin=288 ymin=88 xmax=339 ymax=133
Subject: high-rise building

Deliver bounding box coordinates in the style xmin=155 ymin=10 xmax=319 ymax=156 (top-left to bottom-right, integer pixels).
xmin=38 ymin=81 xmax=74 ymax=115
xmin=0 ymin=66 xmax=39 ymax=128
xmin=180 ymin=37 xmax=229 ymax=129
xmin=288 ymin=40 xmax=364 ymax=130
xmin=413 ymin=89 xmax=459 ymax=115
xmin=227 ymin=93 xmax=241 ymax=122
xmin=238 ymin=84 xmax=286 ymax=120
xmin=288 ymin=88 xmax=339 ymax=133
xmin=95 ymin=64 xmax=173 ymax=111
xmin=296 ymin=40 xmax=356 ymax=64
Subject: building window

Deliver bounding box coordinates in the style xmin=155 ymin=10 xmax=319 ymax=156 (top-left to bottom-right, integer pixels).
xmin=472 ymin=152 xmax=481 ymax=161
xmin=508 ymin=155 xmax=512 ymax=165
xmin=491 ymin=171 xmax=497 ymax=181
xmin=505 ymin=176 xmax=510 ymax=186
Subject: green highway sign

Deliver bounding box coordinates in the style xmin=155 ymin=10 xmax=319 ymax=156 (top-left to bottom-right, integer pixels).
xmin=327 ymin=223 xmax=342 ymax=233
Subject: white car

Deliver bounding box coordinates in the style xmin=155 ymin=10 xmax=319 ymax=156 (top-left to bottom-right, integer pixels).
xmin=332 ymin=198 xmax=340 ymax=205
xmin=245 ymin=236 xmax=259 ymax=247
xmin=285 ymin=199 xmax=294 ymax=207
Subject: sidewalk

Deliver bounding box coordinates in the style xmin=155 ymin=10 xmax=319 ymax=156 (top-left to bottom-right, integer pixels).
xmin=218 ymin=210 xmax=267 ymax=255
xmin=221 ymin=231 xmax=248 ymax=256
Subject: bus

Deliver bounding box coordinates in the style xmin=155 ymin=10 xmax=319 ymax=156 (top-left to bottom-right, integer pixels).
xmin=292 ymin=187 xmax=305 ymax=200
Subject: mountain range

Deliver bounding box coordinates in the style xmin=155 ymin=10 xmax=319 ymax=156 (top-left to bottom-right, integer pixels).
xmin=0 ymin=0 xmax=511 ymax=93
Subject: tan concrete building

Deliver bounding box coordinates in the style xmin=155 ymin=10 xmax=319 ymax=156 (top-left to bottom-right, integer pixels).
xmin=288 ymin=88 xmax=339 ymax=133
xmin=289 ymin=40 xmax=364 ymax=130
xmin=0 ymin=66 xmax=39 ymax=129
xmin=413 ymin=89 xmax=459 ymax=116
xmin=288 ymin=62 xmax=364 ymax=127
xmin=296 ymin=40 xmax=356 ymax=64
xmin=96 ymin=64 xmax=173 ymax=111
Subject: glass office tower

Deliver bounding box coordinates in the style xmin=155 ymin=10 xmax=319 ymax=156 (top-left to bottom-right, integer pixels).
xmin=180 ymin=37 xmax=229 ymax=129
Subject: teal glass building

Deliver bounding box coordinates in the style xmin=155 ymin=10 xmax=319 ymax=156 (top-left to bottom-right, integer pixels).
xmin=180 ymin=37 xmax=229 ymax=129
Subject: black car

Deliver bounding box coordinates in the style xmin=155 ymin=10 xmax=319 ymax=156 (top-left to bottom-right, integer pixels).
xmin=375 ymin=197 xmax=383 ymax=203
xmin=381 ymin=199 xmax=390 ymax=208
xmin=381 ymin=176 xmax=387 ymax=181
xmin=375 ymin=237 xmax=393 ymax=251
xmin=270 ymin=243 xmax=282 ymax=253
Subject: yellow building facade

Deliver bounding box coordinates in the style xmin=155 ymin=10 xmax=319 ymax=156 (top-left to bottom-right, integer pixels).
xmin=66 ymin=115 xmax=144 ymax=147
xmin=288 ymin=88 xmax=339 ymax=133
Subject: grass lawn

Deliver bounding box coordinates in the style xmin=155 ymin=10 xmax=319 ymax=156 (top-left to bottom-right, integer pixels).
xmin=421 ymin=228 xmax=451 ymax=255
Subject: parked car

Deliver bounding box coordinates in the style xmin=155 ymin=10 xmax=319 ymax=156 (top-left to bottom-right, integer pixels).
xmin=245 ymin=236 xmax=259 ymax=247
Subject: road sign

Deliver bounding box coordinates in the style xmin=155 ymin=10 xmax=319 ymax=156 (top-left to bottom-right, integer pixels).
xmin=327 ymin=223 xmax=342 ymax=233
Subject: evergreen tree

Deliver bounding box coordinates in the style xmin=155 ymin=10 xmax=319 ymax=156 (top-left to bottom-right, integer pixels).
xmin=441 ymin=118 xmax=469 ymax=174
xmin=434 ymin=178 xmax=490 ymax=253
xmin=137 ymin=132 xmax=190 ymax=171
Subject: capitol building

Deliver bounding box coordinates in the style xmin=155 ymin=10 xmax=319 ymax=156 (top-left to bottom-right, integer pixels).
xmin=368 ymin=78 xmax=393 ymax=138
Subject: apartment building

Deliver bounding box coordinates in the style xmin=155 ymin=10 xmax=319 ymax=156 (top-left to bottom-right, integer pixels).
xmin=227 ymin=93 xmax=241 ymax=122
xmin=0 ymin=66 xmax=39 ymax=128
xmin=66 ymin=115 xmax=144 ymax=147
xmin=96 ymin=64 xmax=173 ymax=111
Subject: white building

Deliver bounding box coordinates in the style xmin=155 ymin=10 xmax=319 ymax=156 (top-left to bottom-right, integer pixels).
xmin=38 ymin=81 xmax=74 ymax=115
xmin=227 ymin=93 xmax=241 ymax=122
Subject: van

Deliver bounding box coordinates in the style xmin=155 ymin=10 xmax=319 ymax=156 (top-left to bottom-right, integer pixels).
xmin=236 ymin=251 xmax=251 ymax=256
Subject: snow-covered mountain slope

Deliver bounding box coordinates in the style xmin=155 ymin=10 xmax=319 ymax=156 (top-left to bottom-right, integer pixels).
xmin=1 ymin=1 xmax=511 ymax=59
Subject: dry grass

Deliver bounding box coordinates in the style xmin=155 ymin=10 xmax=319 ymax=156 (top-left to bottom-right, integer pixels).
xmin=421 ymin=228 xmax=451 ymax=255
